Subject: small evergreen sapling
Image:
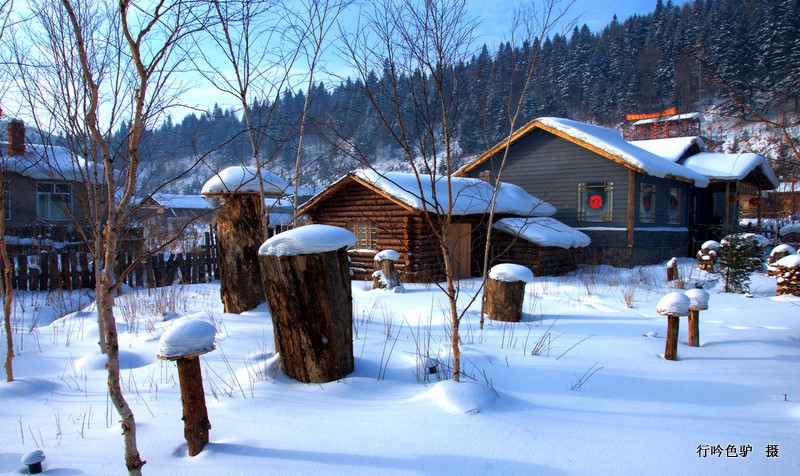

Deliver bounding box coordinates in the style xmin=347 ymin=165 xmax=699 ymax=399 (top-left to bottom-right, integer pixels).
xmin=712 ymin=231 xmax=765 ymax=293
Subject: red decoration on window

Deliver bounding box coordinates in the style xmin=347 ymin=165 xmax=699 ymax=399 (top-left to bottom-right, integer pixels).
xmin=728 ymin=194 xmax=738 ymax=203
xmin=589 ymin=194 xmax=604 ymax=209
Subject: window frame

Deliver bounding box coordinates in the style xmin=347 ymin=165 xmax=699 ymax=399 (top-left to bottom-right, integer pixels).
xmin=639 ymin=183 xmax=656 ymax=223
xmin=577 ymin=181 xmax=613 ymax=222
xmin=347 ymin=221 xmax=377 ymax=251
xmin=37 ymin=181 xmax=73 ymax=221
xmin=668 ymin=187 xmax=682 ymax=224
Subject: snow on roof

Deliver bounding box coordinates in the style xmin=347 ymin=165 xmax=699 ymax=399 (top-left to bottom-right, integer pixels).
xmin=158 ymin=319 xmax=216 ymax=358
xmin=489 ymin=263 xmax=534 ymax=283
xmin=152 ymin=193 xmax=215 ymax=210
xmin=632 ymin=112 xmax=704 ymax=126
xmin=628 ymin=136 xmax=706 ymax=162
xmin=201 ymin=166 xmax=287 ymax=195
xmin=537 ymin=118 xmax=710 ymax=187
xmin=2 ymin=142 xmax=105 ymax=182
xmin=354 ymin=169 xmax=556 ymax=216
xmin=259 ymin=224 xmax=356 ymax=256
xmin=493 ymin=217 xmax=591 ymax=249
xmin=680 ymin=152 xmax=779 ymax=187
xmin=656 ymin=291 xmax=691 ymax=316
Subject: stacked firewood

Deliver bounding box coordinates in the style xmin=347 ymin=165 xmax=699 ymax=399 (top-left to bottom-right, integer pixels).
xmin=770 ymin=254 xmax=800 ymax=296
xmin=696 ymin=240 xmax=720 ymax=271
xmin=766 ymin=244 xmax=796 ymax=276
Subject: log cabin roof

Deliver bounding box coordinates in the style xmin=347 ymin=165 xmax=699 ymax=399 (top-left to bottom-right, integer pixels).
xmin=299 ymin=169 xmax=557 ymax=217
xmin=456 ymin=117 xmax=710 ymax=187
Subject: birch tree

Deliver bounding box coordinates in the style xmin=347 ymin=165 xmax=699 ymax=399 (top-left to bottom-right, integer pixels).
xmin=0 ymin=0 xmax=14 ymax=383
xmin=9 ymin=0 xmax=205 ymax=473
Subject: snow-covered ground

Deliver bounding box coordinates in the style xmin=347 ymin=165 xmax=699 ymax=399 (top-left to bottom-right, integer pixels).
xmin=1 ymin=259 xmax=799 ymax=475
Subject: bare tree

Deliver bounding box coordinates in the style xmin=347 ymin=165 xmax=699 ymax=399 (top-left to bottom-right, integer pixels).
xmin=477 ymin=0 xmax=575 ymax=328
xmin=0 ymin=0 xmax=15 ymax=383
xmin=343 ymin=0 xmax=478 ymax=381
xmin=9 ymin=0 xmax=205 ymax=473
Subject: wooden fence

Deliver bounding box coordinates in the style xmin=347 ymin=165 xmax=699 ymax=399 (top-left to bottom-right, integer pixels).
xmin=3 ymin=232 xmax=219 ymax=292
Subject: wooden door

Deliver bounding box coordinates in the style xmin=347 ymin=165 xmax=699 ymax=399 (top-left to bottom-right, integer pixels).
xmin=446 ymin=222 xmax=472 ymax=279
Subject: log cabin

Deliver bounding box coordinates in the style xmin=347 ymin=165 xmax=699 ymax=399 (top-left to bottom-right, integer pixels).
xmin=298 ymin=169 xmax=589 ymax=282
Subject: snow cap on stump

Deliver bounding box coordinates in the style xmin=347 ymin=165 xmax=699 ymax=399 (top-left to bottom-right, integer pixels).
xmin=259 ymin=224 xmax=356 ymax=256
xmin=22 ymin=449 xmax=46 ymax=474
xmin=201 ymin=166 xmax=287 ymax=195
xmin=656 ymin=292 xmax=691 ymax=316
xmin=374 ymin=249 xmax=402 ymax=262
xmin=684 ymin=288 xmax=710 ymax=310
xmin=158 ymin=319 xmax=216 ymax=359
xmin=701 ymin=240 xmax=720 ymax=250
xmin=489 ymin=263 xmax=534 ymax=283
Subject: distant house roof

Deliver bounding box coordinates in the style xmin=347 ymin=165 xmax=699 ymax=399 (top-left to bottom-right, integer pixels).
xmin=300 ymin=169 xmax=557 ymax=217
xmin=681 ymin=152 xmax=779 ymax=189
xmin=457 ymin=117 xmax=710 ymax=187
xmin=628 ymin=136 xmax=706 ymax=162
xmin=151 ymin=193 xmax=215 ymax=210
xmin=1 ymin=142 xmax=105 ymax=182
xmin=632 ymin=112 xmax=704 ymax=126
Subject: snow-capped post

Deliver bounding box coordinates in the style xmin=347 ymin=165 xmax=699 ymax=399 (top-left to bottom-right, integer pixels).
xmin=684 ymin=288 xmax=710 ymax=347
xmin=258 ymin=225 xmax=356 ymax=383
xmin=157 ymin=319 xmax=217 ymax=457
xmin=201 ymin=166 xmax=287 ymax=314
xmin=656 ymin=292 xmax=691 ymax=361
xmin=21 ymin=449 xmax=46 ymax=474
xmin=666 ymin=257 xmax=680 ymax=283
xmin=484 ymin=263 xmax=534 ymax=322
xmin=372 ymin=250 xmax=403 ymax=291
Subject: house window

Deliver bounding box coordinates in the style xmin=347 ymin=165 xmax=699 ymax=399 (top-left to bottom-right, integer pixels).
xmin=639 ymin=183 xmax=656 ymax=223
xmin=578 ymin=182 xmax=613 ymax=222
xmin=668 ymin=187 xmax=682 ymax=224
xmin=37 ymin=182 xmax=72 ymax=220
xmin=347 ymin=221 xmax=376 ymax=250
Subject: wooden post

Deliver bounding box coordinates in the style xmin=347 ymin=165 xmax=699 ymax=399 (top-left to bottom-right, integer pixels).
xmin=259 ymin=246 xmax=354 ymax=383
xmin=657 ymin=292 xmax=691 ymax=361
xmin=687 ymin=309 xmax=700 ymax=347
xmin=484 ymin=277 xmax=525 ymax=322
xmin=176 ymin=356 xmax=210 ymax=456
xmin=214 ymin=194 xmax=264 ymax=313
xmin=664 ymin=315 xmax=679 ymax=360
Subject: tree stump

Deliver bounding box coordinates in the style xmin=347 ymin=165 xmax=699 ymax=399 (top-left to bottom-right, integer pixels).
xmin=666 ymin=257 xmax=679 ymax=282
xmin=372 ymin=250 xmax=403 ymax=291
xmin=258 ymin=226 xmax=355 ymax=383
xmin=214 ymin=194 xmax=264 ymax=313
xmin=664 ymin=315 xmax=680 ymax=360
xmin=484 ymin=264 xmax=533 ymax=323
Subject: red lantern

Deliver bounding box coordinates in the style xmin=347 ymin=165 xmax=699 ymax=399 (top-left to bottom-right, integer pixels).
xmin=728 ymin=194 xmax=738 ymax=203
xmin=748 ymin=196 xmax=760 ymax=206
xmin=589 ymin=194 xmax=604 ymax=209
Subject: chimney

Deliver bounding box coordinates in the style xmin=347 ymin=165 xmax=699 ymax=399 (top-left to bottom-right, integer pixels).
xmin=8 ymin=119 xmax=26 ymax=156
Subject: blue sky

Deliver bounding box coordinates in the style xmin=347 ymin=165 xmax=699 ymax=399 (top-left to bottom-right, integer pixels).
xmin=468 ymin=0 xmax=691 ymax=47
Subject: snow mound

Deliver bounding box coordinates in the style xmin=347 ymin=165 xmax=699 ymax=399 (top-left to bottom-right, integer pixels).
xmin=770 ymin=244 xmax=796 ymax=256
xmin=424 ymin=380 xmax=497 ymax=414
xmin=76 ymin=350 xmax=153 ymax=371
xmin=374 ymin=249 xmax=401 ymax=261
xmin=259 ymin=224 xmax=356 ymax=256
xmin=656 ymin=292 xmax=691 ymax=316
xmin=701 ymin=240 xmax=720 ymax=250
xmin=777 ymin=254 xmax=800 ymax=269
xmin=489 ymin=263 xmax=534 ymax=283
xmin=158 ymin=319 xmax=216 ymax=358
